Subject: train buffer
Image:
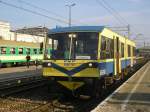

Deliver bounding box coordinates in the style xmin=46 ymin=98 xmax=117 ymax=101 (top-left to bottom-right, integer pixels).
xmin=92 ymin=61 xmax=150 ymax=112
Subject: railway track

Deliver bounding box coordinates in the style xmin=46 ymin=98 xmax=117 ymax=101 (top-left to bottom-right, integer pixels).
xmin=28 ymin=61 xmax=147 ymax=112
xmin=0 ymin=75 xmax=49 ymax=112
xmin=0 ymin=61 xmax=147 ymax=112
xmin=0 ymin=75 xmax=46 ymax=97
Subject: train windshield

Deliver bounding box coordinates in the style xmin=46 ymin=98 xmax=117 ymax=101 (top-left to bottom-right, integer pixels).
xmin=46 ymin=32 xmax=98 ymax=60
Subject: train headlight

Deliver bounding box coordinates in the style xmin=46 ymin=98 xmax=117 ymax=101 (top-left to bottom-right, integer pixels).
xmin=47 ymin=63 xmax=52 ymax=67
xmin=89 ymin=63 xmax=92 ymax=67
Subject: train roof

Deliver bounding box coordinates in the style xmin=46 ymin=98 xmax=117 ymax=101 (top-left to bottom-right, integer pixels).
xmin=0 ymin=39 xmax=40 ymax=48
xmin=48 ymin=26 xmax=105 ymax=34
xmin=48 ymin=26 xmax=135 ymax=45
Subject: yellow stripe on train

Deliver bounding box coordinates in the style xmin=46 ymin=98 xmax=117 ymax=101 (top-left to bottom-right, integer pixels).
xmin=43 ymin=68 xmax=68 ymax=77
xmin=57 ymin=81 xmax=84 ymax=90
xmin=73 ymin=68 xmax=99 ymax=77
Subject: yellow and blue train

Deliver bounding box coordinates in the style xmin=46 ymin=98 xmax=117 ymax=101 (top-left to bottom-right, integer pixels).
xmin=42 ymin=26 xmax=136 ymax=97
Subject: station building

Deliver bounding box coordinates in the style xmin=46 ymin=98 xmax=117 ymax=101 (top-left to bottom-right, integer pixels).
xmin=0 ymin=20 xmax=46 ymax=43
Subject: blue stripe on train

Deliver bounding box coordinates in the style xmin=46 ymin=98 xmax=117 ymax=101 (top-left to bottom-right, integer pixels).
xmin=121 ymin=59 xmax=131 ymax=69
xmin=126 ymin=59 xmax=131 ymax=66
xmin=99 ymin=61 xmax=114 ymax=74
xmin=99 ymin=59 xmax=131 ymax=75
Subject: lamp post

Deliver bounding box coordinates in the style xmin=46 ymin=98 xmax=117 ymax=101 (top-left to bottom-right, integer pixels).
xmin=66 ymin=3 xmax=76 ymax=27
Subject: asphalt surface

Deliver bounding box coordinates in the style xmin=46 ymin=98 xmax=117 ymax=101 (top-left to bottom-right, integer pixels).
xmin=0 ymin=66 xmax=42 ymax=80
xmin=92 ymin=61 xmax=150 ymax=112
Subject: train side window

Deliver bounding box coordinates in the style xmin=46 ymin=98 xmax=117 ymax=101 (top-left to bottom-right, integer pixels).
xmin=10 ymin=48 xmax=16 ymax=54
xmin=133 ymin=47 xmax=136 ymax=56
xmin=39 ymin=48 xmax=43 ymax=54
xmin=128 ymin=45 xmax=131 ymax=57
xmin=19 ymin=48 xmax=23 ymax=54
xmin=101 ymin=36 xmax=106 ymax=59
xmin=110 ymin=39 xmax=114 ymax=58
xmin=33 ymin=49 xmax=37 ymax=54
xmin=106 ymin=38 xmax=114 ymax=59
xmin=1 ymin=47 xmax=6 ymax=54
xmin=101 ymin=36 xmax=114 ymax=59
xmin=106 ymin=39 xmax=111 ymax=59
xmin=121 ymin=43 xmax=124 ymax=57
xmin=26 ymin=48 xmax=30 ymax=54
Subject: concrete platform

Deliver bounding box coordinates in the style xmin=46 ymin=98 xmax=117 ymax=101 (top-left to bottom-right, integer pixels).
xmin=0 ymin=66 xmax=42 ymax=81
xmin=92 ymin=61 xmax=150 ymax=112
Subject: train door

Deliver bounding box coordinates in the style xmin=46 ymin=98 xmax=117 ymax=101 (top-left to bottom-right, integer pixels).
xmin=114 ymin=37 xmax=121 ymax=76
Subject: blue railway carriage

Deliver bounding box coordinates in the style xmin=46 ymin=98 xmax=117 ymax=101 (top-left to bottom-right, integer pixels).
xmin=42 ymin=26 xmax=136 ymax=97
xmin=0 ymin=39 xmax=50 ymax=67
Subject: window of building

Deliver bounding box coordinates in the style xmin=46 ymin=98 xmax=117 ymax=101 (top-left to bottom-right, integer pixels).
xmin=10 ymin=48 xmax=15 ymax=54
xmin=1 ymin=47 xmax=6 ymax=54
xmin=101 ymin=36 xmax=114 ymax=59
xmin=121 ymin=43 xmax=124 ymax=57
xmin=128 ymin=45 xmax=131 ymax=57
xmin=19 ymin=48 xmax=23 ymax=54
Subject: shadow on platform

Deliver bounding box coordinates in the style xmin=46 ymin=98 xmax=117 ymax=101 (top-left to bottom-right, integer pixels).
xmin=108 ymin=92 xmax=150 ymax=106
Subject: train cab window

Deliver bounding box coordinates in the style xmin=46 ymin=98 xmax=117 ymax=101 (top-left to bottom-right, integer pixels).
xmin=101 ymin=36 xmax=114 ymax=59
xmin=26 ymin=48 xmax=30 ymax=54
xmin=33 ymin=49 xmax=37 ymax=54
xmin=10 ymin=48 xmax=15 ymax=54
xmin=121 ymin=43 xmax=124 ymax=57
xmin=1 ymin=47 xmax=6 ymax=54
xmin=48 ymin=32 xmax=98 ymax=60
xmin=128 ymin=45 xmax=131 ymax=57
xmin=19 ymin=48 xmax=23 ymax=54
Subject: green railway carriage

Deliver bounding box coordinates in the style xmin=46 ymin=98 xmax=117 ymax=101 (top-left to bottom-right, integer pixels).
xmin=42 ymin=26 xmax=136 ymax=97
xmin=0 ymin=39 xmax=51 ymax=67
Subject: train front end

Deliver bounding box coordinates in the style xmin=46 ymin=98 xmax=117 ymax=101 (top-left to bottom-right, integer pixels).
xmin=43 ymin=26 xmax=101 ymax=95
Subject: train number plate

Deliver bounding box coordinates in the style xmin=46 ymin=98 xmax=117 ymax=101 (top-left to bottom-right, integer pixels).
xmin=100 ymin=69 xmax=106 ymax=76
xmin=64 ymin=63 xmax=75 ymax=66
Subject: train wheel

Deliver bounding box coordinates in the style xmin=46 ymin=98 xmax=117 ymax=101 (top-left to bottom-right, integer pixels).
xmin=92 ymin=79 xmax=104 ymax=98
xmin=121 ymin=69 xmax=125 ymax=80
xmin=124 ymin=68 xmax=128 ymax=76
xmin=15 ymin=62 xmax=19 ymax=67
xmin=6 ymin=63 xmax=12 ymax=68
xmin=0 ymin=63 xmax=2 ymax=68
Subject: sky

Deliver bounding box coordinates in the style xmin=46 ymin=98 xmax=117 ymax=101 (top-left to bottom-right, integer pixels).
xmin=0 ymin=0 xmax=150 ymax=47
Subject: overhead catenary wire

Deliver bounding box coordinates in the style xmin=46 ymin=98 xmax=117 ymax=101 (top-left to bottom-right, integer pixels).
xmin=98 ymin=0 xmax=139 ymax=37
xmin=101 ymin=0 xmax=129 ymax=25
xmin=18 ymin=0 xmax=87 ymax=26
xmin=18 ymin=0 xmax=67 ymax=20
xmin=95 ymin=0 xmax=126 ymax=26
xmin=0 ymin=0 xmax=68 ymax=24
